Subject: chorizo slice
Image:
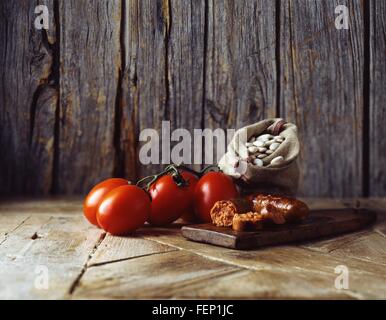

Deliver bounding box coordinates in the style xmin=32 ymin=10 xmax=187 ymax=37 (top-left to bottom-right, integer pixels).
xmin=232 ymin=212 xmax=264 ymax=231
xmin=210 ymin=198 xmax=253 ymax=227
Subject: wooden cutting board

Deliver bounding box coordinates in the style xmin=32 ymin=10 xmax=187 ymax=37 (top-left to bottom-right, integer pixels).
xmin=181 ymin=208 xmax=377 ymax=250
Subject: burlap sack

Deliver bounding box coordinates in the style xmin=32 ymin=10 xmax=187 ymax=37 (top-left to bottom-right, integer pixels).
xmin=218 ymin=118 xmax=300 ymax=196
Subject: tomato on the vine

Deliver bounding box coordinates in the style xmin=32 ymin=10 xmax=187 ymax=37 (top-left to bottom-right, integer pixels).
xmin=148 ymin=170 xmax=198 ymax=226
xmin=83 ymin=178 xmax=129 ymax=227
xmin=97 ymin=185 xmax=150 ymax=235
xmin=194 ymin=172 xmax=239 ymax=222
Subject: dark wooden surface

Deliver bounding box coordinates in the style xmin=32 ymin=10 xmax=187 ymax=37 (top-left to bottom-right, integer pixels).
xmin=0 ymin=0 xmax=56 ymax=195
xmin=369 ymin=0 xmax=386 ymax=196
xmin=58 ymin=0 xmax=122 ymax=193
xmin=280 ymin=0 xmax=364 ymax=197
xmin=204 ymin=0 xmax=277 ymax=164
xmin=0 ymin=197 xmax=385 ymax=299
xmin=181 ymin=208 xmax=377 ymax=249
xmin=0 ymin=0 xmax=385 ymax=197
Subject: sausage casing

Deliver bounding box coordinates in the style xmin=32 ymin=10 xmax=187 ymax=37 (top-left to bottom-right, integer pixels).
xmin=248 ymin=194 xmax=309 ymax=224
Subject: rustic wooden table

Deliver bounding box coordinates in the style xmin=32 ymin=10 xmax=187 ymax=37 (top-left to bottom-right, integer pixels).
xmin=0 ymin=198 xmax=385 ymax=299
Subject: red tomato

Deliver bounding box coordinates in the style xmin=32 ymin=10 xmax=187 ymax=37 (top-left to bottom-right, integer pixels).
xmin=179 ymin=172 xmax=199 ymax=223
xmin=194 ymin=172 xmax=239 ymax=222
xmin=83 ymin=178 xmax=128 ymax=227
xmin=148 ymin=171 xmax=198 ymax=226
xmin=97 ymin=185 xmax=150 ymax=235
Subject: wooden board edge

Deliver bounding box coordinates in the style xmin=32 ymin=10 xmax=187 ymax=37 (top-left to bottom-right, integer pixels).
xmin=181 ymin=209 xmax=377 ymax=250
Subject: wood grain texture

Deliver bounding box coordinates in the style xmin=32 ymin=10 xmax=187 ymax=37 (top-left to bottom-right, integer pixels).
xmin=137 ymin=227 xmax=386 ymax=299
xmin=1 ymin=197 xmax=386 ymax=299
xmin=369 ymin=0 xmax=386 ymax=196
xmin=0 ymin=213 xmax=30 ymax=244
xmin=167 ymin=0 xmax=205 ymax=171
xmin=0 ymin=1 xmax=384 ymax=197
xmin=166 ymin=258 xmax=386 ymax=299
xmin=364 ymin=198 xmax=386 ymax=236
xmin=0 ymin=0 xmax=57 ymax=195
xmin=307 ymin=230 xmax=386 ymax=266
xmin=122 ymin=0 xmax=206 ymax=177
xmin=205 ymin=0 xmax=278 ymax=126
xmin=58 ymin=0 xmax=121 ymax=193
xmin=181 ymin=208 xmax=377 ymax=249
xmin=280 ymin=0 xmax=364 ymax=197
xmin=0 ymin=197 xmax=83 ymax=215
xmin=301 ymin=198 xmax=386 ymax=248
xmin=132 ymin=0 xmax=169 ymax=177
xmin=166 ymin=268 xmax=356 ymax=299
xmin=203 ymin=0 xmax=277 ymax=164
xmin=301 ymin=229 xmax=372 ymax=253
xmin=0 ymin=214 xmax=102 ymax=299
xmin=115 ymin=0 xmax=139 ymax=182
xmin=72 ymin=250 xmax=237 ymax=299
xmin=87 ymin=234 xmax=177 ymax=266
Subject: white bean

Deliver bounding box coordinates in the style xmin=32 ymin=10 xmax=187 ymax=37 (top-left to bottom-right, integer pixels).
xmin=253 ymin=140 xmax=265 ymax=147
xmin=248 ymin=146 xmax=258 ymax=153
xmin=264 ymin=140 xmax=275 ymax=147
xmin=253 ymin=158 xmax=263 ymax=167
xmin=258 ymin=134 xmax=273 ymax=140
xmin=270 ymin=156 xmax=284 ymax=166
xmin=269 ymin=142 xmax=280 ymax=151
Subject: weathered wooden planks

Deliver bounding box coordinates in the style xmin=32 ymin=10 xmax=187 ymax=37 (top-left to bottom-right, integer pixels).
xmin=0 ymin=196 xmax=83 ymax=215
xmin=307 ymin=230 xmax=386 ymax=267
xmin=0 ymin=214 xmax=104 ymax=299
xmin=129 ymin=0 xmax=169 ymax=177
xmin=181 ymin=208 xmax=377 ymax=249
xmin=0 ymin=0 xmax=57 ymax=195
xmin=140 ymin=224 xmax=385 ymax=275
xmin=122 ymin=0 xmax=206 ymax=177
xmin=87 ymin=233 xmax=177 ymax=266
xmin=57 ymin=0 xmax=121 ymax=194
xmin=167 ymin=0 xmax=206 ymax=171
xmin=0 ymin=213 xmax=30 ymax=245
xmin=204 ymin=0 xmax=277 ymax=164
xmin=0 ymin=0 xmax=384 ymax=197
xmin=138 ymin=224 xmax=386 ymax=299
xmin=165 ymin=268 xmax=356 ymax=299
xmin=115 ymin=0 xmax=139 ymax=182
xmin=369 ymin=0 xmax=386 ymax=196
xmin=0 ymin=197 xmax=386 ymax=299
xmin=165 ymin=257 xmax=386 ymax=299
xmin=72 ymin=250 xmax=237 ymax=299
xmin=205 ymin=0 xmax=277 ymax=128
xmin=280 ymin=0 xmax=364 ymax=197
